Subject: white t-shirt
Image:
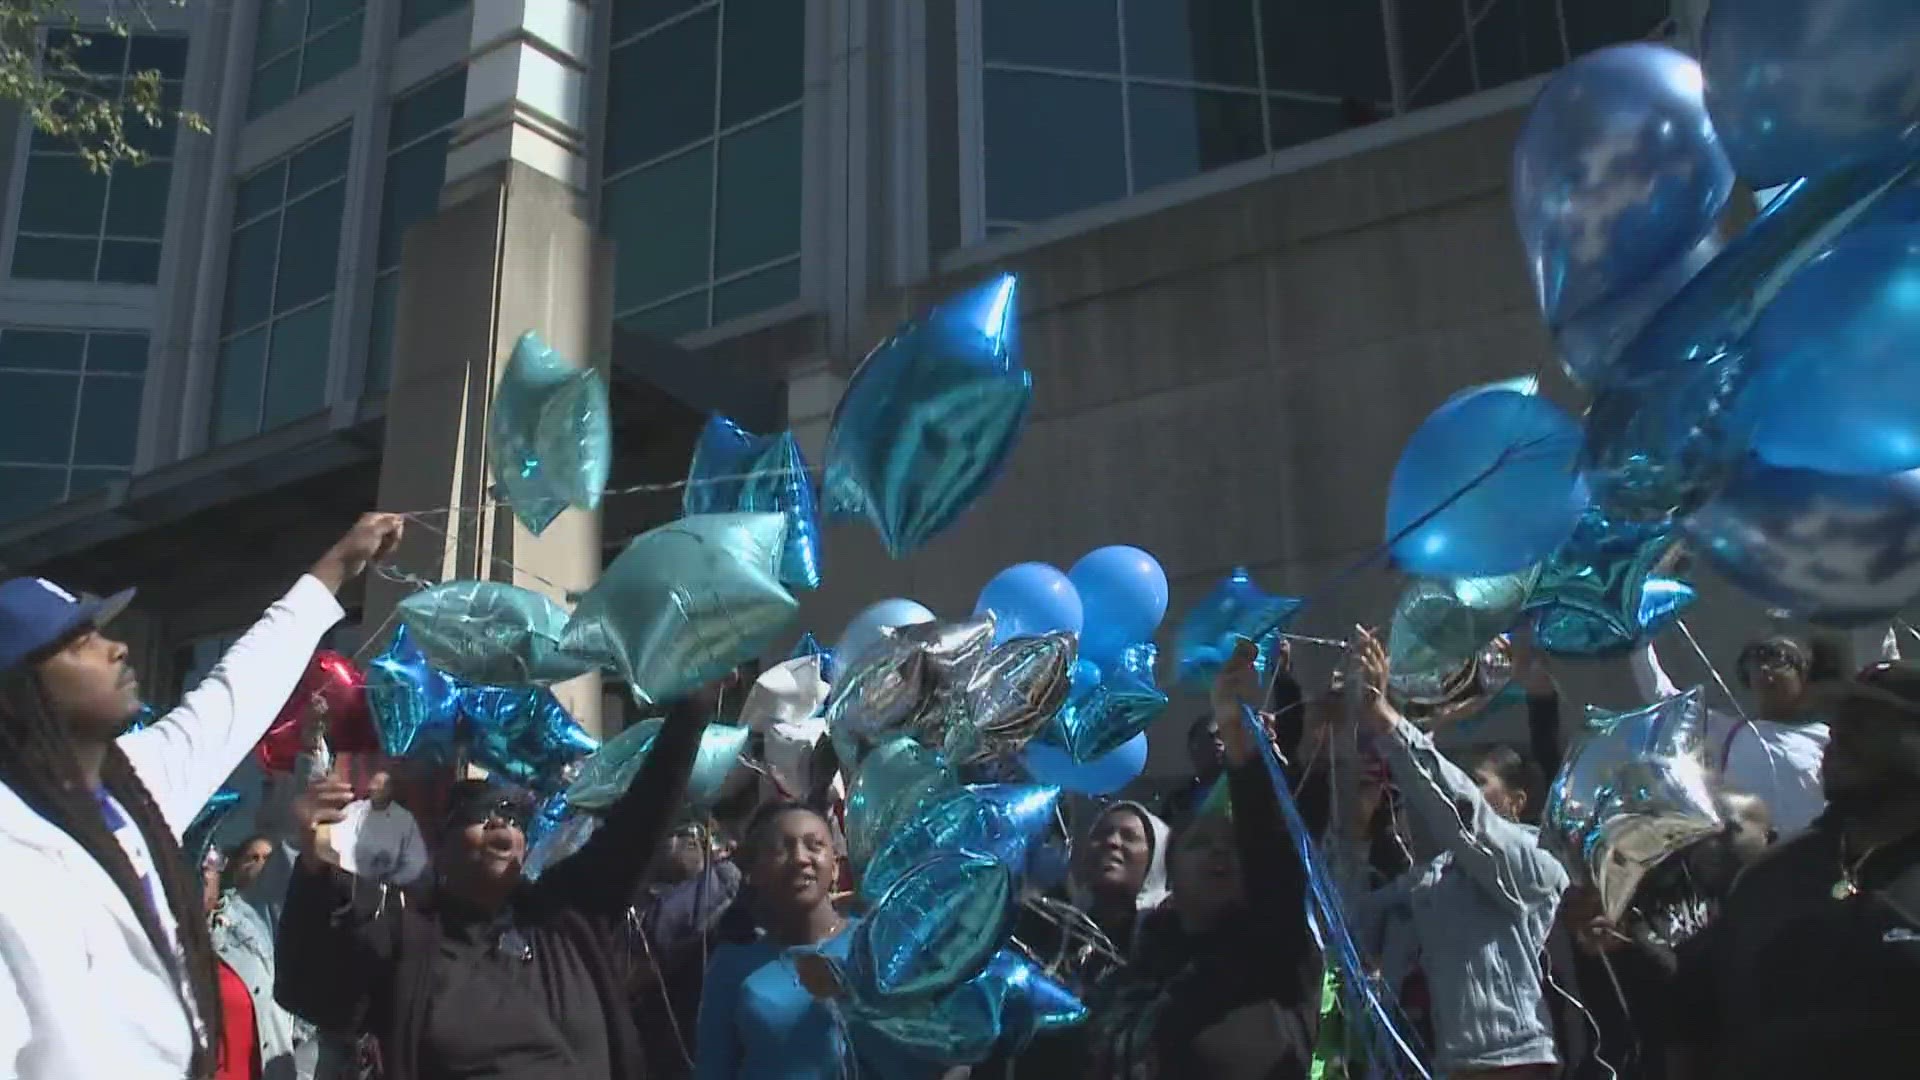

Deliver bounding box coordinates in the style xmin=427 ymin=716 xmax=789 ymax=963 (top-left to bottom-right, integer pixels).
xmin=330 ymin=799 xmax=428 ymax=885
xmin=1632 ymin=643 xmax=1830 ymax=836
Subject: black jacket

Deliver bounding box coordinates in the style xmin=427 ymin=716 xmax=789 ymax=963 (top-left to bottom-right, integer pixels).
xmin=274 ymin=702 xmax=710 ymax=1080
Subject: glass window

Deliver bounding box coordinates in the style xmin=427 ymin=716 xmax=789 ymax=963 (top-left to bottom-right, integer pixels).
xmin=247 ymin=0 xmax=366 ymax=119
xmin=975 ymin=0 xmax=1665 ymax=237
xmin=11 ymin=33 xmax=185 ymax=284
xmin=365 ymin=69 xmax=466 ymax=396
xmin=213 ymin=126 xmax=350 ymax=444
xmin=602 ymin=1 xmax=805 ymax=339
xmin=983 ymin=71 xmax=1125 ymax=227
xmin=0 ymin=328 xmax=149 ymax=523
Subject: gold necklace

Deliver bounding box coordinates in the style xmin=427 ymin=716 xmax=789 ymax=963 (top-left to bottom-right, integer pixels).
xmin=1833 ymin=834 xmax=1892 ymax=900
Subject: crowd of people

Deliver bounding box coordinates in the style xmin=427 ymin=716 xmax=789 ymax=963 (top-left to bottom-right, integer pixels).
xmin=2 ymin=512 xmax=1918 ymax=1080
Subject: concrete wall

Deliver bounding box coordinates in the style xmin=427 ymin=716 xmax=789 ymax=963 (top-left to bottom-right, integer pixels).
xmin=789 ymin=106 xmax=1816 ymax=783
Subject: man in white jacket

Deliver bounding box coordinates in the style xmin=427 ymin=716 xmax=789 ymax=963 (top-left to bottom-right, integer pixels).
xmin=328 ymin=769 xmax=428 ymax=886
xmin=0 ymin=512 xmax=402 ymax=1079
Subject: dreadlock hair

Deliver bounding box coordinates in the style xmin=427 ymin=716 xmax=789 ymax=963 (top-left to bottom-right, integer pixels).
xmin=0 ymin=660 xmax=222 ymax=1074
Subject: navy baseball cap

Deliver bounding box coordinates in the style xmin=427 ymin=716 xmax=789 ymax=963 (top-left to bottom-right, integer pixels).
xmin=0 ymin=577 xmax=135 ymax=675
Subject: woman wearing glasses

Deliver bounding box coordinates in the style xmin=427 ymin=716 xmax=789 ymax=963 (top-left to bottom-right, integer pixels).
xmin=274 ymin=682 xmax=729 ymax=1080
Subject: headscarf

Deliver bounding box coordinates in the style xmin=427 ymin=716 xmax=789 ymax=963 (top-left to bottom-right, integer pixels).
xmin=1069 ymin=800 xmax=1173 ymax=915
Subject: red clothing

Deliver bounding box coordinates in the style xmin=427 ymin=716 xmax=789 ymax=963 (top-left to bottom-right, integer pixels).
xmin=215 ymin=958 xmax=262 ymax=1080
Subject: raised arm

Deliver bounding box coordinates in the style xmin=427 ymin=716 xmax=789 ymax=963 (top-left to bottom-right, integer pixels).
xmin=1351 ymin=630 xmax=1568 ymax=917
xmin=119 ymin=515 xmax=400 ymax=836
xmin=536 ymin=689 xmax=722 ymax=923
xmin=273 ymin=771 xmax=399 ymax=1033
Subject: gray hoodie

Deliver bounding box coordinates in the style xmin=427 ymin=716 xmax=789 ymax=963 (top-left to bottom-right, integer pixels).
xmin=1331 ymin=716 xmax=1569 ymax=1075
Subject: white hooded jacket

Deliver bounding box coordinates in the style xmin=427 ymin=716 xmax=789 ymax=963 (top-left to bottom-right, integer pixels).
xmin=1069 ymin=800 xmax=1173 ymax=945
xmin=0 ymin=575 xmax=344 ymax=1079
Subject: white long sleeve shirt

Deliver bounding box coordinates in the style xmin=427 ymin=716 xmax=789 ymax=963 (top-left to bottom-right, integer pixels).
xmin=329 ymin=798 xmax=428 ymax=886
xmin=1630 ymin=642 xmax=1829 ymax=837
xmin=0 ymin=574 xmax=344 ymax=1079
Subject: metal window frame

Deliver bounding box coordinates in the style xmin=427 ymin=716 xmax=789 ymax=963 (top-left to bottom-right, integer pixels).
xmin=599 ymin=0 xmax=813 ymax=337
xmin=248 ymin=0 xmax=371 ymax=118
xmin=0 ymin=327 xmax=149 ymax=501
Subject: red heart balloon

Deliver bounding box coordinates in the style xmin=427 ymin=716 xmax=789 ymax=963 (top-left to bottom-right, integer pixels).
xmin=256 ymin=650 xmax=376 ymax=772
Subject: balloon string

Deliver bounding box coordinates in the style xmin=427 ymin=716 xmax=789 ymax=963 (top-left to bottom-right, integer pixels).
xmin=1675 ymin=619 xmax=1749 ymax=724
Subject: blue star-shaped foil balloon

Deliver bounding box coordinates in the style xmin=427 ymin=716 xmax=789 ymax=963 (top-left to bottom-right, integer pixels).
xmin=1048 ymin=642 xmax=1169 ymax=763
xmin=864 ymin=784 xmax=1060 ymax=900
xmin=489 ymin=330 xmax=612 ymax=536
xmin=367 ymin=624 xmax=462 ymax=759
xmin=684 ymin=414 xmax=823 ymax=591
xmin=848 ymin=851 xmax=1019 ymax=1004
xmin=397 ymin=580 xmax=592 ymax=687
xmin=1542 ymin=688 xmax=1723 ymax=923
xmin=456 ymin=685 xmax=600 ymax=795
xmin=1175 ymin=568 xmax=1302 ymax=689
xmin=849 ymin=948 xmax=1086 ymax=1067
xmin=823 ymin=274 xmax=1032 ymax=557
xmin=1525 ymin=507 xmax=1696 ymax=657
xmin=788 ymin=632 xmax=836 ymax=687
xmin=564 ymin=717 xmax=752 ymax=812
xmin=560 ymin=512 xmax=799 ymax=706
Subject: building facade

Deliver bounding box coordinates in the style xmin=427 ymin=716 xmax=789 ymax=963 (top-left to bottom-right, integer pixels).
xmin=4 ymin=0 xmax=1807 ymax=777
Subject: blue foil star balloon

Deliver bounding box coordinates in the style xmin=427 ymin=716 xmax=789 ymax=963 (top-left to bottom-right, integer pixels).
xmin=1175 ymin=568 xmax=1301 ymax=689
xmin=683 ymin=414 xmax=823 ymax=590
xmin=824 ymin=274 xmax=1033 ymax=557
xmin=489 ymin=330 xmax=612 ymax=536
xmin=1525 ymin=508 xmax=1696 ymax=657
xmin=181 ymin=786 xmax=244 ymax=873
xmin=560 ymin=513 xmax=798 ymax=706
xmin=456 ymin=685 xmax=600 ymax=794
xmin=844 ymin=736 xmax=959 ymax=870
xmin=1584 ymin=157 xmax=1920 ymax=523
xmin=524 ymin=806 xmax=598 ymax=880
xmin=788 ymin=632 xmax=836 ymax=687
xmin=849 ymin=851 xmax=1019 ymax=1004
xmin=397 ymin=580 xmax=591 ymax=687
xmin=1049 ymin=642 xmax=1169 ymax=763
xmin=1542 ymin=688 xmax=1723 ymax=923
xmin=850 ymin=948 xmax=1086 ymax=1066
xmin=366 ymin=624 xmax=462 ymax=759
xmin=864 ymin=784 xmax=1060 ymax=900
xmin=564 ymin=717 xmax=751 ymax=812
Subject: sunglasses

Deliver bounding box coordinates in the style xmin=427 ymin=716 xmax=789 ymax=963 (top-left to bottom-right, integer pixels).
xmin=450 ymin=798 xmax=530 ymax=832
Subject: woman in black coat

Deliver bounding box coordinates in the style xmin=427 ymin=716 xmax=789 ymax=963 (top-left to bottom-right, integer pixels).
xmin=274 ymin=685 xmax=726 ymax=1080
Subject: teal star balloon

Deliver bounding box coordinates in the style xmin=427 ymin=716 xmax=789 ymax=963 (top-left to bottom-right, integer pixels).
xmin=560 ymin=512 xmax=799 ymax=706
xmin=397 ymin=580 xmax=592 ymax=687
xmin=1524 ymin=507 xmax=1696 ymax=658
xmin=489 ymin=330 xmax=612 ymax=536
xmin=1175 ymin=567 xmax=1302 ymax=689
xmin=564 ymin=717 xmax=751 ymax=812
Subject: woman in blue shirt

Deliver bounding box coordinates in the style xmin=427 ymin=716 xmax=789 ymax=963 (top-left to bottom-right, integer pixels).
xmin=695 ymin=803 xmax=942 ymax=1080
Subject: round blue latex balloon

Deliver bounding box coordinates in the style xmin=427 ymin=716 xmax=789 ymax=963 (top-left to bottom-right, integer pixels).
xmin=1740 ymin=168 xmax=1920 ymax=476
xmin=1683 ymin=454 xmax=1920 ymax=626
xmin=1068 ymin=546 xmax=1168 ymax=664
xmin=1703 ymin=0 xmax=1920 ymax=190
xmin=1386 ymin=382 xmax=1587 ymax=577
xmin=836 ymin=598 xmax=936 ymax=670
xmin=824 ymin=274 xmax=1033 ymax=556
xmin=1511 ymin=44 xmax=1735 ymax=384
xmin=973 ymin=563 xmax=1083 ymax=644
xmin=1022 ymin=733 xmax=1145 ymax=796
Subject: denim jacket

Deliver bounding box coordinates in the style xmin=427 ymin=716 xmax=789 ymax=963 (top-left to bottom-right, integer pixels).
xmin=1331 ymin=716 xmax=1569 ymax=1076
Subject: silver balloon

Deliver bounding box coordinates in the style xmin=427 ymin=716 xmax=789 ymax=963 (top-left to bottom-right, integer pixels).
xmin=940 ymin=632 xmax=1076 ymax=767
xmin=827 ymin=615 xmax=996 ymax=766
xmin=1542 ymin=687 xmax=1724 ymax=923
xmin=1388 ymin=569 xmax=1538 ymax=705
xmin=1683 ymin=454 xmax=1920 ymax=626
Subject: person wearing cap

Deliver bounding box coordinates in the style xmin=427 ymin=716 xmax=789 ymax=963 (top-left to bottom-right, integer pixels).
xmin=274 ymin=676 xmax=731 ymax=1080
xmin=1664 ymin=661 xmax=1920 ymax=1079
xmin=1632 ymin=634 xmax=1831 ymax=836
xmin=0 ymin=512 xmax=403 ymax=1079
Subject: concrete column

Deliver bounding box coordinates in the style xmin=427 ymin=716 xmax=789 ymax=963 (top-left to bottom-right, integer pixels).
xmin=365 ymin=0 xmax=608 ymax=736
